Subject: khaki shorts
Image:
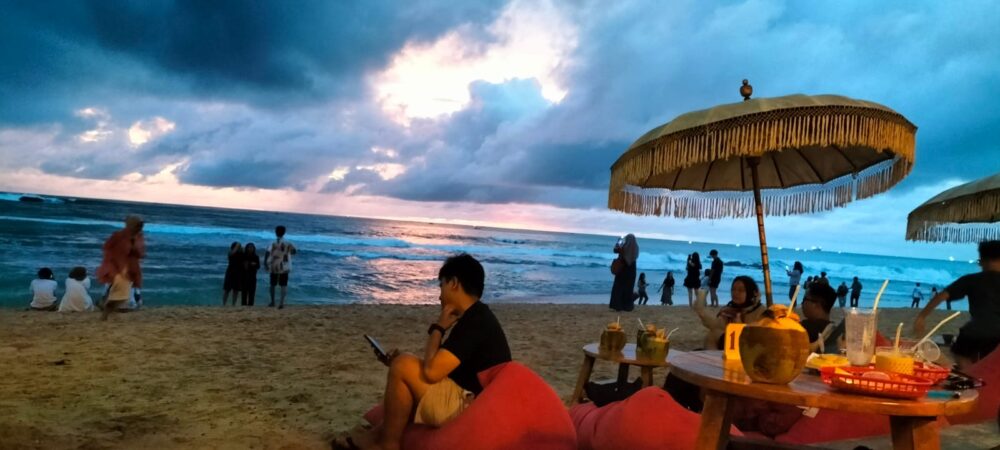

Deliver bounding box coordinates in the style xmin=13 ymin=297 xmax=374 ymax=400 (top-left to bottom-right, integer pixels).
xmin=108 ymin=273 xmax=133 ymax=301
xmin=414 ymin=378 xmax=473 ymax=427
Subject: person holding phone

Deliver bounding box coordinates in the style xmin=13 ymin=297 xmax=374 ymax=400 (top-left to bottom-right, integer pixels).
xmin=334 ymin=254 xmax=511 ymax=450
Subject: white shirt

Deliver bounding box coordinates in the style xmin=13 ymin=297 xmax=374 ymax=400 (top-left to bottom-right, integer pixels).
xmin=30 ymin=279 xmax=58 ymax=309
xmin=912 ymin=288 xmax=923 ymax=300
xmin=266 ymin=238 xmax=296 ymax=274
xmin=59 ymin=277 xmax=94 ymax=312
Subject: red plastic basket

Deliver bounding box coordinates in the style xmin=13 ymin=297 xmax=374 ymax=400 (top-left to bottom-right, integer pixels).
xmin=913 ymin=362 xmax=951 ymax=384
xmin=820 ymin=366 xmax=934 ymax=399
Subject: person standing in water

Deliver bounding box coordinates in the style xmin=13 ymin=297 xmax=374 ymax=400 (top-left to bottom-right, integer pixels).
xmin=850 ymin=277 xmax=863 ymax=308
xmin=836 ymin=281 xmax=849 ymax=309
xmin=658 ymin=272 xmax=675 ymax=305
xmin=786 ymin=261 xmax=803 ymax=300
xmin=265 ymin=225 xmax=297 ymax=309
xmin=96 ymin=215 xmax=145 ymax=321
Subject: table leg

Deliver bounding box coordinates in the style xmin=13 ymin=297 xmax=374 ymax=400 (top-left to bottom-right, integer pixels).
xmin=640 ymin=366 xmax=653 ymax=387
xmin=696 ymin=390 xmax=733 ymax=450
xmin=570 ymin=354 xmax=596 ymax=405
xmin=889 ymin=416 xmax=940 ymax=450
xmin=617 ymin=363 xmax=630 ymax=384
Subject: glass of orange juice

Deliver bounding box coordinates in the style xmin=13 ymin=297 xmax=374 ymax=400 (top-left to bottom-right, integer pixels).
xmin=875 ymin=346 xmax=915 ymax=375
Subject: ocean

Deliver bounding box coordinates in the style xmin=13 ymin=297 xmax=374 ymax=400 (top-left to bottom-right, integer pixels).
xmin=0 ymin=193 xmax=977 ymax=309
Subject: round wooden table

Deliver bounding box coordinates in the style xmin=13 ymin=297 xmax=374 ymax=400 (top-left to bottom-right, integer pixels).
xmin=569 ymin=343 xmax=672 ymax=405
xmin=669 ymin=351 xmax=979 ymax=450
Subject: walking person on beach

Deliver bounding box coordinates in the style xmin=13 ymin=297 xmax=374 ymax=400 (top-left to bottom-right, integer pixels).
xmin=683 ymin=252 xmax=702 ymax=306
xmin=331 ymin=253 xmax=511 ymax=450
xmin=658 ymin=272 xmax=675 ymax=305
xmin=836 ymin=281 xmax=849 ymax=309
xmin=636 ymin=273 xmax=650 ymax=305
xmin=265 ymin=225 xmax=297 ymax=309
xmin=850 ymin=277 xmax=863 ymax=307
xmin=609 ymin=234 xmax=639 ymax=312
xmin=96 ymin=215 xmax=145 ymax=321
xmin=914 ymin=241 xmax=1000 ymax=369
xmin=29 ymin=267 xmax=58 ymax=311
xmin=786 ymin=262 xmax=803 ymax=299
xmin=708 ymin=249 xmax=723 ymax=307
xmin=242 ymin=243 xmax=260 ymax=306
xmin=222 ymin=242 xmax=243 ymax=306
xmin=911 ymin=282 xmax=924 ymax=308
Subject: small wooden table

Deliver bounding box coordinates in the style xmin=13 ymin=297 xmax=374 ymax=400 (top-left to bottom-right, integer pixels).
xmin=669 ymin=351 xmax=978 ymax=450
xmin=570 ymin=343 xmax=673 ymax=405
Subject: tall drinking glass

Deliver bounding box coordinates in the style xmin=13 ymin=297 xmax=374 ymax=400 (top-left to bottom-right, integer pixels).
xmin=846 ymin=308 xmax=877 ymax=366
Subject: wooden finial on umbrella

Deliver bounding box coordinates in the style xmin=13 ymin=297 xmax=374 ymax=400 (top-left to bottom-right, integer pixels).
xmin=740 ymin=79 xmax=753 ymax=101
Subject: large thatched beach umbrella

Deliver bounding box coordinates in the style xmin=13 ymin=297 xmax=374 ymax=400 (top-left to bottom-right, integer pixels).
xmin=609 ymin=81 xmax=917 ymax=305
xmin=906 ymin=172 xmax=1000 ymax=243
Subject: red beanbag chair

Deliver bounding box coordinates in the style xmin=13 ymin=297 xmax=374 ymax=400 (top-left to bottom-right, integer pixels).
xmin=773 ymin=409 xmax=890 ymax=444
xmin=569 ymin=387 xmax=741 ymax=450
xmin=363 ymin=362 xmax=576 ymax=450
xmin=948 ymin=346 xmax=1000 ymax=425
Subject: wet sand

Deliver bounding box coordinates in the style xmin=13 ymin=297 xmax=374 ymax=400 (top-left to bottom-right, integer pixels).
xmin=0 ymin=303 xmax=966 ymax=449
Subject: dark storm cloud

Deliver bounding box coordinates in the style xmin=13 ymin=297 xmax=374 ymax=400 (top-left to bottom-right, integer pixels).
xmin=2 ymin=0 xmax=999 ymax=212
xmin=0 ymin=0 xmax=506 ymax=122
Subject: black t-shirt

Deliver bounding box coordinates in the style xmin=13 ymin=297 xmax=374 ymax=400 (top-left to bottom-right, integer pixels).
xmin=946 ymin=271 xmax=1000 ymax=339
xmin=441 ymin=301 xmax=512 ymax=394
xmin=709 ymin=258 xmax=723 ymax=287
xmin=800 ymin=318 xmax=832 ymax=343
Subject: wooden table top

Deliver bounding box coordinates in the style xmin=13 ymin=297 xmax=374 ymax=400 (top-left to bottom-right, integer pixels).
xmin=582 ymin=343 xmax=672 ymax=367
xmin=669 ymin=351 xmax=978 ymax=417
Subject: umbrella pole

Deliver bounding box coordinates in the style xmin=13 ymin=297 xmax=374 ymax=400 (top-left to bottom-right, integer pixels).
xmin=747 ymin=157 xmax=774 ymax=307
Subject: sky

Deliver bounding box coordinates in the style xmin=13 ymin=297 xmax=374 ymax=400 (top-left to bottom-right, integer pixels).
xmin=1 ymin=0 xmax=998 ymax=260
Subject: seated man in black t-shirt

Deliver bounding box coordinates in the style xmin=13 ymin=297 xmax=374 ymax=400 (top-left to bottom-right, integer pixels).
xmin=800 ymin=283 xmax=837 ymax=353
xmin=915 ymin=240 xmax=1000 ymax=369
xmin=335 ymin=253 xmax=512 ymax=450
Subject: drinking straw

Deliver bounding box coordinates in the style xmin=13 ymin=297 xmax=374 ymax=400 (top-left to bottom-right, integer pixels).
xmin=665 ymin=327 xmax=680 ymax=340
xmin=637 ymin=318 xmax=645 ymax=330
xmin=788 ymin=284 xmax=801 ymax=311
xmin=915 ymin=311 xmax=962 ymax=347
xmin=616 ymin=315 xmax=620 ymax=327
xmin=872 ymin=279 xmax=889 ymax=314
xmin=894 ymin=322 xmax=904 ymax=352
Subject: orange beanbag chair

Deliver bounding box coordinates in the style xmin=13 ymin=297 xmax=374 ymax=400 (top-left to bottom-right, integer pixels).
xmin=363 ymin=362 xmax=576 ymax=450
xmin=948 ymin=346 xmax=1000 ymax=425
xmin=569 ymin=387 xmax=742 ymax=450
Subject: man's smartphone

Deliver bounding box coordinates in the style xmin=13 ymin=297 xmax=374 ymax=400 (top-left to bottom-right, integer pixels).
xmin=364 ymin=334 xmax=388 ymax=362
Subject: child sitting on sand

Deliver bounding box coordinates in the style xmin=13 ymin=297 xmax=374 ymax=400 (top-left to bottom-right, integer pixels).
xmin=59 ymin=266 xmax=94 ymax=312
xmin=29 ymin=267 xmax=59 ymax=311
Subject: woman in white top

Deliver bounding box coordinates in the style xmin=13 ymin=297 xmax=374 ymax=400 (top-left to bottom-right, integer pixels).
xmin=59 ymin=266 xmax=94 ymax=312
xmin=29 ymin=267 xmax=58 ymax=311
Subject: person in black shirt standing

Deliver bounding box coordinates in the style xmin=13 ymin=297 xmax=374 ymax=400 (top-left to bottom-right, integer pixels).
xmin=335 ymin=253 xmax=511 ymax=450
xmin=914 ymin=240 xmax=1000 ymax=369
xmin=708 ymin=249 xmax=724 ymax=307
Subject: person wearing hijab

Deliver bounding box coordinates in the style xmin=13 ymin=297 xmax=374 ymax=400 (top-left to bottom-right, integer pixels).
xmin=609 ymin=234 xmax=639 ymax=312
xmin=694 ymin=275 xmax=765 ymax=349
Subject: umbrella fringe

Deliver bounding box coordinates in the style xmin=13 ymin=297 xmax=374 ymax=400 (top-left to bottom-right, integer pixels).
xmin=609 ymin=106 xmax=916 ymax=212
xmin=610 ymin=157 xmax=903 ymax=219
xmin=906 ymin=190 xmax=1000 ymax=242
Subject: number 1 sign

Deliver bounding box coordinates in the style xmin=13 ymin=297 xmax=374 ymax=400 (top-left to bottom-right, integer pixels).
xmin=724 ymin=323 xmax=745 ymax=360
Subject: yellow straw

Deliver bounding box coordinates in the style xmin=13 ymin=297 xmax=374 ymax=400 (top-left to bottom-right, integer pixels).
xmin=789 ymin=284 xmax=801 ymax=311
xmin=872 ymin=279 xmax=889 ymax=314
xmin=894 ymin=322 xmax=903 ymax=352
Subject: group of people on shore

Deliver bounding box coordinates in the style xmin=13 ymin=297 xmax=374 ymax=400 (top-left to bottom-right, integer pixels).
xmin=219 ymin=226 xmax=298 ymax=309
xmin=607 ymin=234 xmax=725 ymax=312
xmin=27 ymin=216 xmax=299 ymax=315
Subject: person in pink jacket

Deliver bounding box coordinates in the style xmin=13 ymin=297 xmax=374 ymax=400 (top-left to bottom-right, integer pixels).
xmin=96 ymin=215 xmax=146 ymax=320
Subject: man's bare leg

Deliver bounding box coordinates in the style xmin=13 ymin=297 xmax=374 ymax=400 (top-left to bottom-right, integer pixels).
xmin=379 ymin=354 xmax=431 ymax=449
xmin=268 ymin=284 xmax=276 ymax=307
xmin=279 ymin=286 xmax=288 ymax=309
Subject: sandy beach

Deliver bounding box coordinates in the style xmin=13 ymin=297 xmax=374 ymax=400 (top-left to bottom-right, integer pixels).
xmin=0 ymin=303 xmax=966 ymax=449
